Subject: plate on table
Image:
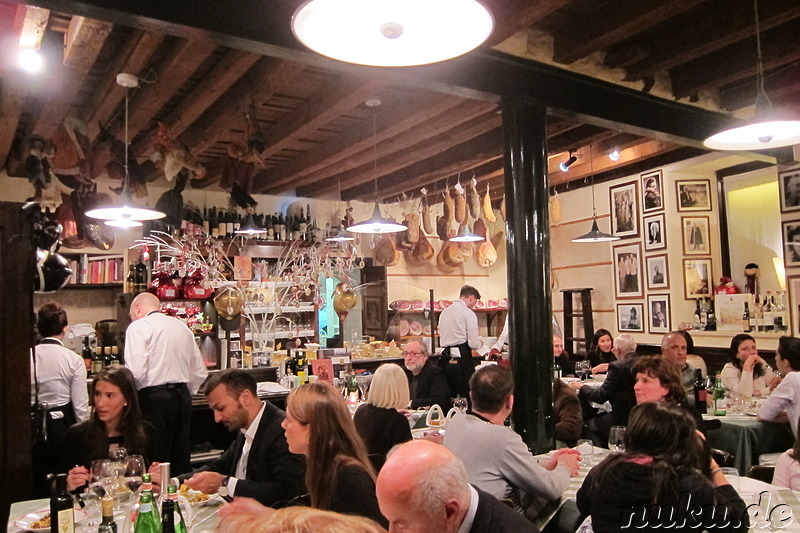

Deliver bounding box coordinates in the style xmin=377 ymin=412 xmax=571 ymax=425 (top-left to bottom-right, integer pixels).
xmin=178 ymin=486 xmax=219 ymax=506
xmin=15 ymin=508 xmax=87 ymax=532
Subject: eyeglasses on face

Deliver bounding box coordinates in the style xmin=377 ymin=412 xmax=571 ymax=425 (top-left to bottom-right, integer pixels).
xmin=402 ymin=351 xmax=424 ymax=357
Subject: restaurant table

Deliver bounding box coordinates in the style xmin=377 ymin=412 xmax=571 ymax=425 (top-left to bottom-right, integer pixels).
xmin=703 ymin=413 xmax=794 ymax=475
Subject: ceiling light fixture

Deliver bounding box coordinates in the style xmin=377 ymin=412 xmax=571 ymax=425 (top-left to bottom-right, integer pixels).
xmin=326 ymin=177 xmax=355 ymax=242
xmin=18 ymin=49 xmax=42 ymax=72
xmin=703 ymin=0 xmax=800 ymax=151
xmin=559 ymin=150 xmax=578 ymax=172
xmin=347 ymin=98 xmax=405 ymax=234
xmin=608 ymin=149 xmax=620 ymax=161
xmin=291 ymin=0 xmax=494 ymax=67
xmin=234 ymin=208 xmax=263 ymax=235
xmin=572 ymin=144 xmax=619 ymax=243
xmin=86 ymin=73 xmax=166 ymax=227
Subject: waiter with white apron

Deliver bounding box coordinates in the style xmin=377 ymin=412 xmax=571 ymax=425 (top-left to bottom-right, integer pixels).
xmin=438 ymin=285 xmax=484 ymax=400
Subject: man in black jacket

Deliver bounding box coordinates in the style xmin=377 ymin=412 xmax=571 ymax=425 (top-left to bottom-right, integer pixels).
xmin=403 ymin=338 xmax=451 ymax=411
xmin=177 ymin=369 xmax=305 ymax=506
xmin=571 ymin=334 xmax=639 ymax=446
xmin=377 ymin=440 xmax=537 ymax=533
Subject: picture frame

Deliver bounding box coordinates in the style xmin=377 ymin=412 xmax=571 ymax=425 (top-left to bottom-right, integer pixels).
xmin=681 ymin=216 xmax=711 ymax=256
xmin=683 ymin=258 xmax=712 ymax=299
xmin=640 ymin=170 xmax=664 ymax=213
xmin=779 ymin=166 xmax=800 ymax=213
xmin=787 ymin=276 xmax=800 ymax=335
xmin=783 ymin=221 xmax=800 ymax=267
xmin=645 ymin=254 xmax=670 ymax=291
xmin=311 ymin=358 xmax=335 ymax=384
xmin=647 ymin=294 xmax=671 ymax=334
xmin=643 ymin=213 xmax=666 ymax=251
xmin=609 ymin=181 xmax=639 ymax=238
xmin=676 ymin=179 xmax=712 ymax=212
xmin=363 ymin=295 xmax=384 ymax=333
xmin=617 ymin=303 xmax=644 ymax=332
xmin=612 ymin=242 xmax=643 ymax=299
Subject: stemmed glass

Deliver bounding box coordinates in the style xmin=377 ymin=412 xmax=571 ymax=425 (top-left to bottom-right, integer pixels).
xmin=452 ymin=396 xmax=468 ymax=414
xmin=89 ymin=459 xmax=112 ymax=498
xmin=108 ymin=447 xmax=128 ymax=494
xmin=354 ymin=374 xmax=372 ymax=402
xmin=124 ymin=455 xmax=145 ymax=498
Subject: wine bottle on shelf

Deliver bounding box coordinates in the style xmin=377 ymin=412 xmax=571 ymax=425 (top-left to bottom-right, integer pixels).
xmin=742 ymin=302 xmax=751 ymax=332
xmin=705 ymin=297 xmax=717 ymax=331
xmin=226 ymin=212 xmax=234 ymax=238
xmin=50 ymin=473 xmax=74 ymax=533
xmin=753 ymin=295 xmax=763 ymax=332
xmin=209 ymin=208 xmax=219 ymax=238
xmin=98 ymin=494 xmax=117 ymax=533
xmin=134 ymin=256 xmax=149 ymax=293
xmin=91 ymin=347 xmax=104 ymax=375
xmin=82 ymin=337 xmax=93 ymax=374
xmin=693 ymin=299 xmax=702 ymax=329
xmin=693 ymin=368 xmax=707 ymax=415
xmin=763 ymin=292 xmax=774 ymax=332
xmin=775 ymin=291 xmax=788 ymax=332
xmin=201 ymin=207 xmax=210 ymax=235
xmin=110 ymin=346 xmax=120 ymax=366
xmin=217 ymin=210 xmax=226 ymax=240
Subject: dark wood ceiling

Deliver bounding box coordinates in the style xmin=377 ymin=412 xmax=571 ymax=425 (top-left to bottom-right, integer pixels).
xmin=1 ymin=0 xmax=798 ymax=206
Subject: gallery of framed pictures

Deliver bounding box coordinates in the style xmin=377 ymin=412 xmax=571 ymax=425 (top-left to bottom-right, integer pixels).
xmin=779 ymin=166 xmax=800 ymax=214
xmin=641 ymin=170 xmax=664 ymax=213
xmin=676 ymin=179 xmax=712 ymax=212
xmin=643 ymin=213 xmax=666 ymax=251
xmin=647 ymin=294 xmax=671 ymax=334
xmin=683 ymin=258 xmax=712 ymax=299
xmin=645 ymin=254 xmax=669 ymax=291
xmin=609 ymin=181 xmax=639 ymax=238
xmin=617 ymin=303 xmax=644 ymax=332
xmin=682 ymin=216 xmax=711 ymax=256
xmin=783 ymin=220 xmax=800 ymax=267
xmin=612 ymin=242 xmax=643 ymax=299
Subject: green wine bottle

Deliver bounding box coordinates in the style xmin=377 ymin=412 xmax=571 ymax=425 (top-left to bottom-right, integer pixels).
xmin=134 ymin=474 xmax=161 ymax=533
xmin=167 ymin=484 xmax=188 ymax=533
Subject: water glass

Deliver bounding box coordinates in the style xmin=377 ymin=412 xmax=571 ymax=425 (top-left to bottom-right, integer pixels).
xmin=720 ymin=467 xmax=740 ymax=492
xmin=577 ymin=439 xmax=594 ymax=466
xmin=609 ymin=426 xmax=626 ymax=452
xmin=453 ymin=396 xmax=468 ymax=414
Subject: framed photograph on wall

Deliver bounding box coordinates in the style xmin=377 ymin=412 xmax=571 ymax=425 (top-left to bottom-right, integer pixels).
xmin=787 ymin=276 xmax=800 ymax=335
xmin=612 ymin=242 xmax=643 ymax=299
xmin=783 ymin=221 xmax=800 ymax=267
xmin=779 ymin=167 xmax=800 ymax=213
xmin=641 ymin=170 xmax=664 ymax=213
xmin=682 ymin=216 xmax=711 ymax=255
xmin=645 ymin=254 xmax=669 ymax=291
xmin=647 ymin=294 xmax=671 ymax=334
xmin=363 ymin=295 xmax=384 ymax=334
xmin=609 ymin=181 xmax=639 ymax=238
xmin=617 ymin=303 xmax=644 ymax=332
xmin=643 ymin=213 xmax=666 ymax=251
xmin=683 ymin=258 xmax=712 ymax=299
xmin=676 ymin=179 xmax=712 ymax=212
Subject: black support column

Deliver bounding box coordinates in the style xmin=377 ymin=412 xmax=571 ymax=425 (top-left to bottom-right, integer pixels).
xmin=502 ymin=99 xmax=553 ymax=453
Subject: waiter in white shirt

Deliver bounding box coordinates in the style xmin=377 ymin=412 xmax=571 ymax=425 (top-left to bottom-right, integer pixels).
xmin=438 ymin=285 xmax=483 ymax=399
xmin=125 ymin=292 xmax=208 ymax=475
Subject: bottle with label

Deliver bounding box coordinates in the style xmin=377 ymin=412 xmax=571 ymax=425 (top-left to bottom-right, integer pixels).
xmin=763 ymin=292 xmax=774 ymax=332
xmin=160 ymin=499 xmax=176 ymax=533
xmin=705 ymin=297 xmax=717 ymax=331
xmin=134 ymin=257 xmax=149 ymax=294
xmin=753 ymin=295 xmax=763 ymax=332
xmin=82 ymin=337 xmax=93 ymax=374
xmin=553 ymin=361 xmax=561 ymax=380
xmin=296 ymin=351 xmax=307 ymax=384
xmin=742 ymin=302 xmax=752 ymax=332
xmin=712 ymin=377 xmax=727 ymax=416
xmin=693 ymin=368 xmax=707 ymax=415
xmin=109 ymin=346 xmax=120 ymax=366
xmin=91 ymin=347 xmax=104 ymax=375
xmin=693 ymin=299 xmax=702 ymax=329
xmin=50 ymin=473 xmax=74 ymax=533
xmin=166 ymin=485 xmax=187 ymax=533
xmin=136 ymin=473 xmax=161 ymax=532
xmin=98 ymin=494 xmax=117 ymax=533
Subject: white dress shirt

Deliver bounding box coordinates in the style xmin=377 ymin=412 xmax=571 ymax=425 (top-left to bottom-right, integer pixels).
xmin=439 ymin=299 xmax=482 ymax=356
xmin=758 ymin=371 xmax=800 ymax=436
xmin=124 ymin=311 xmax=208 ymax=394
xmin=30 ymin=338 xmax=90 ymax=422
xmin=229 ymin=401 xmax=266 ymax=495
xmin=491 ymin=316 xmax=509 ymax=352
xmin=457 ymin=484 xmax=479 ymax=533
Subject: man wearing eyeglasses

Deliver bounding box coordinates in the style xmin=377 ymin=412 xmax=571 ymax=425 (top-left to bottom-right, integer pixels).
xmin=403 ymin=338 xmax=450 ymax=412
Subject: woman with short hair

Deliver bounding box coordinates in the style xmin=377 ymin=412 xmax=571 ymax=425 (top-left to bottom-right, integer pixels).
xmin=631 ymin=356 xmax=704 ymax=431
xmin=353 ymin=364 xmax=412 ymax=471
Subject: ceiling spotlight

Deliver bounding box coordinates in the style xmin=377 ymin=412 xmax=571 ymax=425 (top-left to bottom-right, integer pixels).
xmin=559 ymin=151 xmax=578 ymax=172
xmin=18 ymin=49 xmax=42 ymax=72
xmin=608 ymin=149 xmax=620 ymax=162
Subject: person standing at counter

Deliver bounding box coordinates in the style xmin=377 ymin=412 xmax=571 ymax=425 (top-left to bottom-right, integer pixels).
xmin=403 ymin=338 xmax=450 ymax=411
xmin=438 ymin=285 xmax=483 ymax=399
xmin=125 ymin=292 xmax=208 ymax=475
xmin=31 ymin=303 xmax=90 ymax=495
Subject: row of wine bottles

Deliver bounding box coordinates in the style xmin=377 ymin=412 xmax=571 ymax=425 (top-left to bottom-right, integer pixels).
xmin=741 ymin=291 xmax=789 ymax=333
xmin=196 ymin=205 xmax=322 ymax=241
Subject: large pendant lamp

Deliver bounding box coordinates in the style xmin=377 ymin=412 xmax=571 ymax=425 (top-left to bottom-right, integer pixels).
xmin=291 ymin=0 xmax=494 ymax=67
xmin=572 ymin=144 xmax=619 ymax=243
xmin=703 ymin=0 xmax=800 ymax=150
xmin=86 ymin=73 xmax=166 ymax=226
xmin=346 ymin=98 xmax=405 ymax=234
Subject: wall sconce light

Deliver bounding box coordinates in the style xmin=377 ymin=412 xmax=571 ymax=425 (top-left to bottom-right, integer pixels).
xmin=559 ymin=151 xmax=578 ymax=172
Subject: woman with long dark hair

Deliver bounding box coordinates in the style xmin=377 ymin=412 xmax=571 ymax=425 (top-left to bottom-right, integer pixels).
xmin=577 ymin=402 xmax=747 ymax=532
xmin=60 ymin=366 xmax=164 ymax=491
xmin=586 ymin=329 xmax=614 ymax=374
xmin=720 ymin=333 xmax=775 ymax=398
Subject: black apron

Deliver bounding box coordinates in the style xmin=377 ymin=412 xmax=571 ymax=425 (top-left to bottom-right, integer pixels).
xmin=438 ymin=342 xmax=475 ymax=399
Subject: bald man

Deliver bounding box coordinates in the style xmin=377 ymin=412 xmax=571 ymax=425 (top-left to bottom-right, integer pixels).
xmin=125 ymin=292 xmax=208 ymax=474
xmin=661 ymin=331 xmax=696 ymax=405
xmin=377 ymin=440 xmax=536 ymax=533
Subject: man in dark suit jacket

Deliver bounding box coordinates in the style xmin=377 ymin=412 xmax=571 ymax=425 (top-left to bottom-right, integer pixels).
xmin=178 ymin=369 xmax=305 ymax=506
xmin=377 ymin=440 xmax=536 ymax=533
xmin=403 ymin=339 xmax=451 ymax=411
xmin=571 ymin=334 xmax=639 ymax=445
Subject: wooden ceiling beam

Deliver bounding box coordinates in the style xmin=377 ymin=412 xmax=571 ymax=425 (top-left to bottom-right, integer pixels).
xmin=484 ymin=0 xmax=571 ymax=46
xmin=82 ymin=29 xmax=164 ymax=141
xmin=720 ymin=61 xmax=800 ymax=111
xmin=413 ymin=158 xmax=505 ymax=206
xmin=257 ymin=91 xmax=459 ymax=193
xmin=28 ymin=16 xmax=112 ymax=138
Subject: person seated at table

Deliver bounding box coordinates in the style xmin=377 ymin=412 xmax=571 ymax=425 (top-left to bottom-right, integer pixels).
xmin=660 ymin=331 xmax=698 ymax=405
xmin=553 ymin=334 xmax=575 ymax=376
xmin=553 ymin=377 xmax=582 ymax=447
xmin=353 ymin=363 xmax=412 ymax=471
xmin=571 ymin=334 xmax=640 ymax=446
xmin=60 ymin=366 xmax=165 ymax=491
xmin=721 ymin=334 xmax=776 ymax=398
xmin=632 ymin=356 xmax=704 ymax=432
xmin=402 ymin=338 xmax=450 ymax=412
xmin=217 ymin=505 xmax=387 ymax=533
xmin=677 ymin=330 xmax=707 ymax=378
xmin=586 ymin=329 xmax=614 ymax=375
xmin=576 ymin=401 xmax=747 ymax=533
xmin=443 ymin=365 xmax=579 ymax=512
xmin=758 ymin=336 xmax=800 ymax=436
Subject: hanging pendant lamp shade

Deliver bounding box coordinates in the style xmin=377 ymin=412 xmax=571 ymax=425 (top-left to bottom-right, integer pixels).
xmin=86 ymin=73 xmax=166 ymax=226
xmin=346 ymin=203 xmax=405 ymax=234
xmin=449 ymin=223 xmax=484 ymax=242
xmin=571 ymin=215 xmax=618 ymax=243
xmin=234 ymin=212 xmax=262 ymax=235
xmin=291 ymin=0 xmax=494 ymax=67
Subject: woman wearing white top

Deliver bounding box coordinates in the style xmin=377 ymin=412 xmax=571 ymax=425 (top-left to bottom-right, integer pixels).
xmin=720 ymin=333 xmax=775 ymax=398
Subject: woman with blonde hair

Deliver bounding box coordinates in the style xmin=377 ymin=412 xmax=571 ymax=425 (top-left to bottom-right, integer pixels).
xmin=353 ymin=364 xmax=413 ymax=471
xmin=216 ymin=506 xmax=387 ymax=533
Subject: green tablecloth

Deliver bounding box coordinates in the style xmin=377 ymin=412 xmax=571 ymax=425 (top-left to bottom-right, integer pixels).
xmin=704 ymin=414 xmax=794 ymax=475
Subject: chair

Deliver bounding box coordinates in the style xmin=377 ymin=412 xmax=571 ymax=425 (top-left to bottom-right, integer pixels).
xmin=711 ymin=448 xmax=735 ymax=468
xmin=748 ymin=465 xmax=775 ymax=484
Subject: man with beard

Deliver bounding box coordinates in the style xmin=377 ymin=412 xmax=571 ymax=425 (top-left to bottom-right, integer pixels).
xmin=172 ymin=369 xmax=305 ymax=506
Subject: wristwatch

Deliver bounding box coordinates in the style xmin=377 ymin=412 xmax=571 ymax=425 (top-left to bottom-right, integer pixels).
xmin=219 ymin=477 xmax=233 ymax=503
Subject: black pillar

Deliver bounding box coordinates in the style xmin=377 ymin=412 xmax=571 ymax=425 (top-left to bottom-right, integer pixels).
xmin=502 ymin=100 xmax=553 ymax=453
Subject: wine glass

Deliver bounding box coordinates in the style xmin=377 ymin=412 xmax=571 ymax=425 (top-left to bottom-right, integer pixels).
xmin=89 ymin=459 xmax=111 ymax=498
xmin=355 ymin=374 xmax=372 ymax=402
xmin=609 ymin=426 xmax=626 ymax=452
xmin=124 ymin=455 xmax=145 ymax=497
xmin=452 ymin=396 xmax=468 ymax=414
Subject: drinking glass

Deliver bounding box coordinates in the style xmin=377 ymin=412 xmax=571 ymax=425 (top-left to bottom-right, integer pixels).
xmin=577 ymin=439 xmax=594 ymax=466
xmin=608 ymin=426 xmax=626 ymax=452
xmin=124 ymin=455 xmax=145 ymax=497
xmin=453 ymin=396 xmax=468 ymax=414
xmin=720 ymin=467 xmax=740 ymax=491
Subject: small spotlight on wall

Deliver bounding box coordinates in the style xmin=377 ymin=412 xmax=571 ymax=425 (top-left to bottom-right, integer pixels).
xmin=608 ymin=149 xmax=620 ymax=161
xmin=559 ymin=150 xmax=578 ymax=172
xmin=18 ymin=49 xmax=42 ymax=72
